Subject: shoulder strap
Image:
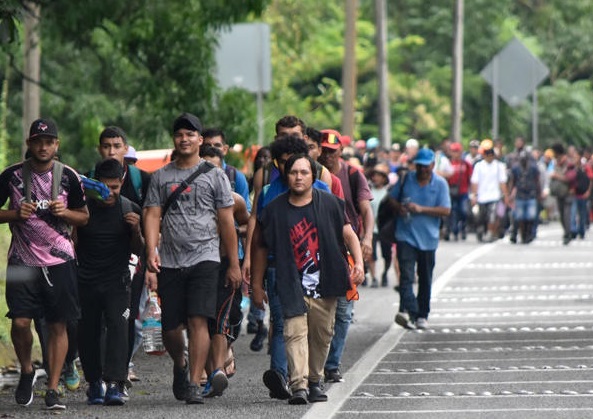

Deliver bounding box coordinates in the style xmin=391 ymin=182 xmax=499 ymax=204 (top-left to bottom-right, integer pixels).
xmin=120 ymin=195 xmax=134 ymax=215
xmin=128 ymin=165 xmax=143 ymax=201
xmin=347 ymin=164 xmax=361 ymax=214
xmin=52 ymin=161 xmax=64 ymax=201
xmin=224 ymin=164 xmax=237 ymax=192
xmin=22 ymin=159 xmax=32 ymax=203
xmin=262 ymin=161 xmax=272 ymax=187
xmin=161 ymin=161 xmax=215 ymax=218
xmin=314 ymin=161 xmax=324 ymax=180
xmin=22 ymin=159 xmax=64 ymax=202
xmin=397 ymin=172 xmax=408 ymax=201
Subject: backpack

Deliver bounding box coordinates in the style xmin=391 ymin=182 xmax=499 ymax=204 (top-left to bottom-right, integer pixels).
xmin=346 ymin=164 xmax=362 ymax=214
xmin=575 ymin=168 xmax=590 ymax=195
xmin=224 ymin=165 xmax=237 ymax=192
xmin=22 ymin=159 xmax=64 ymax=202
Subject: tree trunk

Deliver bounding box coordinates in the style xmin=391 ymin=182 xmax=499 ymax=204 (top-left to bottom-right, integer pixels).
xmin=341 ymin=0 xmax=358 ymax=138
xmin=22 ymin=1 xmax=41 ymax=157
xmin=375 ymin=0 xmax=390 ymax=148
xmin=451 ymin=0 xmax=464 ymax=143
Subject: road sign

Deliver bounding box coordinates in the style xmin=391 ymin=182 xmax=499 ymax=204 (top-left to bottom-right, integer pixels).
xmin=481 ymin=38 xmax=549 ymax=107
xmin=215 ymin=23 xmax=271 ymax=94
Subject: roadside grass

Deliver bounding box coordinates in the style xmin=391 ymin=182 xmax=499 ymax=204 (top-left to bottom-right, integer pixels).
xmin=0 ymin=223 xmax=42 ymax=367
xmin=0 ymin=223 xmax=15 ymax=366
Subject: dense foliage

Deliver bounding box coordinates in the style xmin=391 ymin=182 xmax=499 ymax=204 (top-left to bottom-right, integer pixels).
xmin=1 ymin=0 xmax=593 ymax=171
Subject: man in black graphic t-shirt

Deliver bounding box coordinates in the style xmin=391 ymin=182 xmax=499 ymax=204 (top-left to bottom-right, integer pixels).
xmin=253 ymin=154 xmax=364 ymax=405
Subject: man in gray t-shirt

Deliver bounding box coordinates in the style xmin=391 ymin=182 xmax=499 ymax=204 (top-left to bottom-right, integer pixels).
xmin=143 ymin=113 xmax=241 ymax=405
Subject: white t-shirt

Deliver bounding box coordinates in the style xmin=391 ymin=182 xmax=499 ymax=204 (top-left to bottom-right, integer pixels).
xmin=471 ymin=159 xmax=507 ymax=203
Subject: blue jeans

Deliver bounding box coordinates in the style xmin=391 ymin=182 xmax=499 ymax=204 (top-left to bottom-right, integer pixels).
xmin=570 ymin=198 xmax=589 ymax=237
xmin=324 ymin=296 xmax=353 ymax=372
xmin=448 ymin=194 xmax=469 ymax=236
xmin=266 ymin=267 xmax=288 ymax=379
xmin=247 ymin=303 xmax=265 ymax=325
xmin=513 ymin=198 xmax=537 ymax=221
xmin=396 ymin=241 xmax=435 ymax=320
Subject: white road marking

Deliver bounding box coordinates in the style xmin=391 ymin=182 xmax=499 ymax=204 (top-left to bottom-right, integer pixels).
xmin=303 ymin=241 xmax=499 ymax=419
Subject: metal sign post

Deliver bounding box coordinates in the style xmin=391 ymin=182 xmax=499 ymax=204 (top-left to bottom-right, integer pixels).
xmin=481 ymin=38 xmax=549 ymax=147
xmin=215 ymin=23 xmax=272 ymax=145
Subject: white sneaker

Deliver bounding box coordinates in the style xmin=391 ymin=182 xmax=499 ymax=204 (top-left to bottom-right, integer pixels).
xmin=415 ymin=317 xmax=429 ymax=330
xmin=394 ymin=312 xmax=416 ymax=330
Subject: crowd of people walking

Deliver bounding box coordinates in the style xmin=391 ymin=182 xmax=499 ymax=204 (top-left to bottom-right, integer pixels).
xmin=1 ymin=114 xmax=590 ymax=410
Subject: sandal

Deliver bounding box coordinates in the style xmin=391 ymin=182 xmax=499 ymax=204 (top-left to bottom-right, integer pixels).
xmin=223 ymin=347 xmax=236 ymax=378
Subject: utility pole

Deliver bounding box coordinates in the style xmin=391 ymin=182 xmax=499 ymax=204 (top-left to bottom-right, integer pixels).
xmin=341 ymin=0 xmax=358 ymax=138
xmin=451 ymin=0 xmax=464 ymax=143
xmin=22 ymin=1 xmax=41 ymax=157
xmin=375 ymin=0 xmax=391 ymax=148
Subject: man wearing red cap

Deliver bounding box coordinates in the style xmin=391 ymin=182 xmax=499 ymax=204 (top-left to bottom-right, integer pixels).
xmin=445 ymin=143 xmax=473 ymax=241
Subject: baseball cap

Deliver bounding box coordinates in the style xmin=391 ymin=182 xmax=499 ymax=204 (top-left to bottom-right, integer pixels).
xmin=340 ymin=135 xmax=352 ymax=147
xmin=480 ymin=138 xmax=494 ymax=150
xmin=29 ymin=118 xmax=58 ymax=140
xmin=366 ymin=137 xmax=379 ymax=150
xmin=449 ymin=142 xmax=463 ymax=152
xmin=173 ymin=113 xmax=202 ymax=134
xmin=469 ymin=139 xmax=480 ymax=148
xmin=124 ymin=145 xmax=137 ymax=162
xmin=413 ymin=148 xmax=435 ymax=165
xmin=390 ymin=143 xmax=401 ymax=152
xmin=406 ymin=138 xmax=419 ymax=149
xmin=354 ymin=140 xmax=366 ymax=149
xmin=320 ymin=129 xmax=342 ymax=150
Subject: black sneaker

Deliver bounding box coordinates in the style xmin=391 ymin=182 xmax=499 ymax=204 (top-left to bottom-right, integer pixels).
xmin=288 ymin=389 xmax=308 ymax=405
xmin=381 ymin=272 xmax=388 ymax=287
xmin=324 ymin=368 xmax=344 ymax=383
xmin=262 ymin=369 xmax=291 ymax=400
xmin=246 ymin=322 xmax=258 ymax=334
xmin=250 ymin=324 xmax=268 ymax=352
xmin=172 ymin=361 xmax=190 ymax=401
xmin=307 ymin=382 xmax=328 ymax=403
xmin=44 ymin=389 xmax=66 ymax=410
xmin=15 ymin=369 xmax=36 ymax=406
xmin=185 ymin=383 xmax=204 ymax=405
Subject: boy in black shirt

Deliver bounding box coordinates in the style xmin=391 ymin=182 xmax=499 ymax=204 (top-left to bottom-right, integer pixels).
xmin=76 ymin=159 xmax=143 ymax=406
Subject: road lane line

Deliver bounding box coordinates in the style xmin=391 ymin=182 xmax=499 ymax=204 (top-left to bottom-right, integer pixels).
xmin=303 ymin=241 xmax=499 ymax=419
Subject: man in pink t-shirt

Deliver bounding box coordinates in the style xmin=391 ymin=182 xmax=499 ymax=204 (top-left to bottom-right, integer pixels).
xmin=0 ymin=118 xmax=88 ymax=410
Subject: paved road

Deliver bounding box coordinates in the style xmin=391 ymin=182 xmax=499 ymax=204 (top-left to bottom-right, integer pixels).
xmin=2 ymin=224 xmax=592 ymax=418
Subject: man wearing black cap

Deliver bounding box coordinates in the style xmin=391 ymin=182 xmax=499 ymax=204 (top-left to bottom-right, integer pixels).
xmin=143 ymin=113 xmax=240 ymax=405
xmin=0 ymin=118 xmax=89 ymax=410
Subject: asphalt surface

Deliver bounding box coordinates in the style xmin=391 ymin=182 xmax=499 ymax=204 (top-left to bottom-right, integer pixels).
xmin=2 ymin=223 xmax=592 ymax=418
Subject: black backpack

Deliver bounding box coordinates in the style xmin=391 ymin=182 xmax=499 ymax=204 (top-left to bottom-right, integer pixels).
xmin=575 ymin=168 xmax=590 ymax=195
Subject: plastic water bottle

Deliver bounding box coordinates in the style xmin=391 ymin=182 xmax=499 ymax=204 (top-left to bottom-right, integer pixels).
xmin=142 ymin=294 xmax=166 ymax=356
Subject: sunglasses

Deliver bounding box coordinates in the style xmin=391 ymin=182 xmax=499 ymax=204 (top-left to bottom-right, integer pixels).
xmin=322 ymin=132 xmax=341 ymax=146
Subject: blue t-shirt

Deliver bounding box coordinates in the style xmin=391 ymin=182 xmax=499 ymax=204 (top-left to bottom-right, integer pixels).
xmin=389 ymin=172 xmax=451 ymax=251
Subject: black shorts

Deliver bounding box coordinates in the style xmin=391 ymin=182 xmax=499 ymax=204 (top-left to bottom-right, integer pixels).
xmin=207 ymin=258 xmax=243 ymax=342
xmin=157 ymin=261 xmax=219 ymax=332
xmin=6 ymin=260 xmax=80 ymax=323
